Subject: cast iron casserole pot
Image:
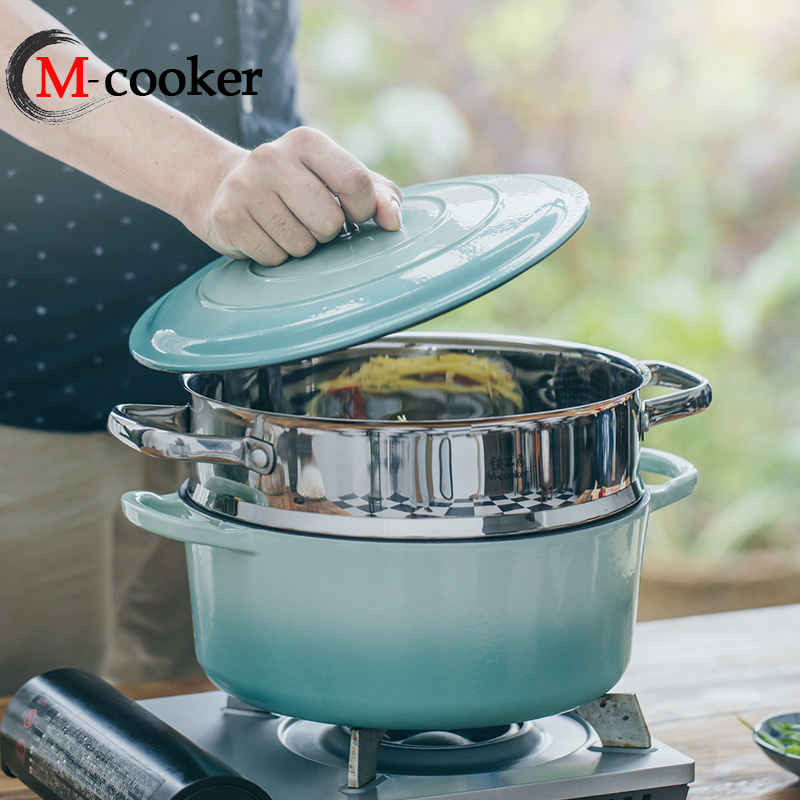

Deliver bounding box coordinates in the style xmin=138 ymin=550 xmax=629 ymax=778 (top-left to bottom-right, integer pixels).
xmin=120 ymin=445 xmax=696 ymax=731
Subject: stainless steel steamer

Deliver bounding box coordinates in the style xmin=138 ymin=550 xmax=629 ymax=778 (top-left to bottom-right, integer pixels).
xmin=109 ymin=333 xmax=711 ymax=538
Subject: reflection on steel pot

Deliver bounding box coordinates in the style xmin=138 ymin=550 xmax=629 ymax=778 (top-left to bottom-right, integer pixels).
xmin=108 ymin=333 xmax=711 ymax=538
xmin=120 ymin=448 xmax=696 ymax=731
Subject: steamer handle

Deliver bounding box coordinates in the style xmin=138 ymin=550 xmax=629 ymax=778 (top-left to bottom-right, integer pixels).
xmin=640 ymin=361 xmax=712 ymax=435
xmin=107 ymin=403 xmax=276 ymax=476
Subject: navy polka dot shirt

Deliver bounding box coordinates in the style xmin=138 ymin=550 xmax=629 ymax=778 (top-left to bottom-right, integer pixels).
xmin=1 ymin=0 xmax=301 ymax=431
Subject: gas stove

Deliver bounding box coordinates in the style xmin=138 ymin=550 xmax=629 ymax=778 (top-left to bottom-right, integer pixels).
xmin=139 ymin=691 xmax=694 ymax=800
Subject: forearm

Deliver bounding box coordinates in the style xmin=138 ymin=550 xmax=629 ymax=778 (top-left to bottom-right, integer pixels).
xmin=0 ymin=0 xmax=242 ymax=234
xmin=0 ymin=0 xmax=402 ymax=266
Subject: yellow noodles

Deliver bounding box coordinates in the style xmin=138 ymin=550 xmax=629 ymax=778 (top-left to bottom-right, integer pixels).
xmin=317 ymin=353 xmax=524 ymax=407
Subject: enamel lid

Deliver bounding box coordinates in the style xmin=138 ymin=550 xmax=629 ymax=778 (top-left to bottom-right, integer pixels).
xmin=130 ymin=174 xmax=589 ymax=372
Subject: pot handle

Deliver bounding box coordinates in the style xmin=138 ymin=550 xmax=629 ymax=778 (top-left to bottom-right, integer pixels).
xmin=639 ymin=447 xmax=697 ymax=512
xmin=108 ymin=403 xmax=276 ymax=475
xmin=120 ymin=491 xmax=258 ymax=553
xmin=640 ymin=361 xmax=712 ymax=434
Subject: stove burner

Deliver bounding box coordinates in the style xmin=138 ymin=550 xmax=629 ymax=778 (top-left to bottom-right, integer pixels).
xmin=279 ymin=718 xmax=547 ymax=775
xmin=382 ymin=723 xmax=526 ymax=748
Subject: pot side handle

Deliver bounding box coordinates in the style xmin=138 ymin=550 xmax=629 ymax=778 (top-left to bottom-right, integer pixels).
xmin=108 ymin=403 xmax=276 ymax=476
xmin=639 ymin=447 xmax=698 ymax=512
xmin=120 ymin=491 xmax=258 ymax=553
xmin=640 ymin=361 xmax=712 ymax=434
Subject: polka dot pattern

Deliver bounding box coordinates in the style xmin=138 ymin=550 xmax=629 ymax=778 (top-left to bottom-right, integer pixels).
xmin=1 ymin=0 xmax=301 ymax=431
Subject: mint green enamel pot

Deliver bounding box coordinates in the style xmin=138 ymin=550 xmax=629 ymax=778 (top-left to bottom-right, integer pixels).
xmin=121 ymin=448 xmax=695 ymax=731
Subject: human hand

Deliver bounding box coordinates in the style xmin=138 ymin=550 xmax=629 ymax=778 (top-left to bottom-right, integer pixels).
xmin=195 ymin=126 xmax=403 ymax=266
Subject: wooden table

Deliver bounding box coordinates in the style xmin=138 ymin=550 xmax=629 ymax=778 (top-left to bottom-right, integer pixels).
xmin=1 ymin=604 xmax=799 ymax=799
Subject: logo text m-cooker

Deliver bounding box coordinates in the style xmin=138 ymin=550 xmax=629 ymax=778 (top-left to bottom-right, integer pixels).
xmin=6 ymin=30 xmax=264 ymax=124
xmin=37 ymin=54 xmax=262 ymax=98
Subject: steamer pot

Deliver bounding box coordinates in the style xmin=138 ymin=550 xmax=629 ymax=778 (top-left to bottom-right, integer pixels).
xmin=120 ymin=448 xmax=695 ymax=731
xmin=109 ymin=333 xmax=711 ymax=537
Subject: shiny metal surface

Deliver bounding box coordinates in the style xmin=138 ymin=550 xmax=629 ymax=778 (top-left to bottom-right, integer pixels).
xmin=181 ymin=479 xmax=646 ymax=538
xmin=107 ymin=403 xmax=276 ymax=475
xmin=640 ymin=361 xmax=713 ymax=432
xmin=108 ymin=333 xmax=711 ymax=536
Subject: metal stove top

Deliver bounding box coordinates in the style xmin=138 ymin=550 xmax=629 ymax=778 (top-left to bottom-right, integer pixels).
xmin=140 ymin=692 xmax=693 ymax=800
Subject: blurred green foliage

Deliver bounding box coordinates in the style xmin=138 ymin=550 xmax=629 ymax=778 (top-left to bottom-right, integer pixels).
xmin=296 ymin=0 xmax=800 ymax=560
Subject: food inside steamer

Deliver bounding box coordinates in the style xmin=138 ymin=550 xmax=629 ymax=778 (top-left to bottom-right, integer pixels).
xmin=306 ymin=352 xmax=524 ymax=421
xmin=185 ymin=340 xmax=643 ymax=424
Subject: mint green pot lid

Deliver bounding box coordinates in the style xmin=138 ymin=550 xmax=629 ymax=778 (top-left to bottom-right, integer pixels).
xmin=129 ymin=174 xmax=590 ymax=372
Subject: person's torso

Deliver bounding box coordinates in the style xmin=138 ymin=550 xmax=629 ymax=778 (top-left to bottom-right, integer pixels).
xmin=0 ymin=0 xmax=301 ymax=430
